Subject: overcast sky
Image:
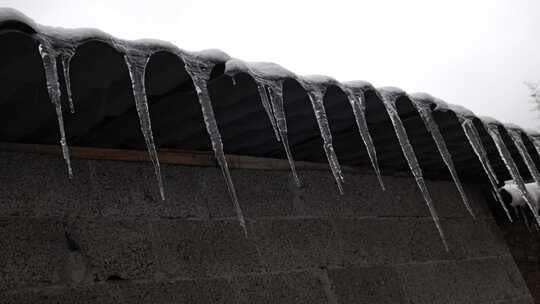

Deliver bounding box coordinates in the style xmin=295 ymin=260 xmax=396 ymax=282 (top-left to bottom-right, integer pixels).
xmin=4 ymin=0 xmax=540 ymax=129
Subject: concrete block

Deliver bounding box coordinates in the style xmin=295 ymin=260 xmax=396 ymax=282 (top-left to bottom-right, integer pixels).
xmin=328 ymin=265 xmax=407 ymax=304
xmin=521 ymin=270 xmax=540 ymax=303
xmin=291 ymin=170 xmax=344 ymax=217
xmin=338 ymin=173 xmax=392 ymax=217
xmin=66 ymin=218 xmax=156 ymax=281
xmin=0 ymin=217 xmax=66 ymax=290
xmin=153 ymin=219 xmax=262 ymax=278
xmin=493 ymin=296 xmax=535 ymax=304
xmin=379 ymin=175 xmax=433 ymax=217
xmin=233 ymin=271 xmax=328 ymax=304
xmin=342 ymin=175 xmax=493 ymax=220
xmin=0 ymin=151 xmax=97 ymax=218
xmin=448 ymin=218 xmax=510 ymax=258
xmin=340 ymin=217 xmax=503 ymax=265
xmin=401 ymin=218 xmax=464 ymax=263
xmin=426 ymin=179 xmax=473 ymax=218
xmin=250 ymin=218 xmax=341 ymax=271
xmin=200 ymin=167 xmax=239 ymax=219
xmin=2 ymin=278 xmax=239 ymax=304
xmin=463 ymin=185 xmax=493 ymax=219
xmin=88 ymin=160 xmax=208 ymax=219
xmin=113 ymin=277 xmax=239 ymax=304
xmin=336 ymin=218 xmax=409 ymax=266
xmin=397 ymin=256 xmax=530 ymax=304
xmin=231 ymin=169 xmax=298 ymax=219
xmin=0 ymin=285 xmax=116 ymax=304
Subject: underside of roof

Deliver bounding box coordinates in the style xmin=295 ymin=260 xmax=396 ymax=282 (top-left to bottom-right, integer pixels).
xmin=1 ymin=8 xmax=539 ymax=191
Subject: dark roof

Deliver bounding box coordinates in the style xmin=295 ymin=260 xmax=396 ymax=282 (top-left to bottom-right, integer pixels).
xmin=1 ymin=7 xmax=539 ymax=187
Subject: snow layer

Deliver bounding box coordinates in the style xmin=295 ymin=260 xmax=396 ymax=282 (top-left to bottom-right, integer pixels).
xmin=501 ymin=182 xmax=540 ymax=210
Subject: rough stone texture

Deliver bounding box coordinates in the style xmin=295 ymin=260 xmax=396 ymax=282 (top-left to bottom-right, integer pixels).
xmin=397 ymin=256 xmax=531 ymax=304
xmin=0 ymin=152 xmax=96 ymax=218
xmin=88 ymin=160 xmax=210 ymax=220
xmin=152 ymin=219 xmax=262 ymax=278
xmin=328 ymin=265 xmax=408 ymax=303
xmin=250 ymin=218 xmax=341 ymax=271
xmin=501 ymin=219 xmax=540 ymax=303
xmin=233 ymin=271 xmax=328 ymax=304
xmin=0 ymin=217 xmax=66 ymax=290
xmin=1 ymin=279 xmax=239 ymax=304
xmin=65 ymin=218 xmax=156 ymax=282
xmin=0 ymin=151 xmax=533 ymax=303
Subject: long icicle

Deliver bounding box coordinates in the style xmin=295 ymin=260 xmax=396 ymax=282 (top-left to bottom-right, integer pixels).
xmin=124 ymin=53 xmax=165 ymax=200
xmin=266 ymin=81 xmax=301 ymax=187
xmin=183 ymin=58 xmax=247 ymax=235
xmin=306 ymin=89 xmax=345 ymax=194
xmin=460 ymin=119 xmax=512 ymax=221
xmin=255 ymin=81 xmax=280 ymax=142
xmin=379 ymin=91 xmax=448 ymax=250
xmin=507 ymin=129 xmax=540 ymax=186
xmin=38 ymin=42 xmax=73 ymax=179
xmin=415 ymin=104 xmax=475 ymax=218
xmin=59 ymin=52 xmax=75 ymax=114
xmin=484 ymin=124 xmax=540 ymax=225
xmin=530 ymin=137 xmax=540 ymax=159
xmin=519 ymin=206 xmax=532 ymax=232
xmin=347 ymin=90 xmax=385 ymax=190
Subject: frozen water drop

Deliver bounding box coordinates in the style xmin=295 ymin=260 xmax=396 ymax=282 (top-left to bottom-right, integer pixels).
xmin=460 ymin=119 xmax=512 ymax=221
xmin=485 ymin=123 xmax=540 ymax=226
xmin=59 ymin=52 xmax=75 ymax=114
xmin=414 ymin=104 xmax=475 ymax=218
xmin=266 ymin=81 xmax=301 ymax=187
xmin=379 ymin=89 xmax=448 ymax=250
xmin=346 ymin=90 xmax=385 ymax=190
xmin=183 ymin=57 xmax=247 ymax=235
xmin=124 ymin=53 xmax=165 ymax=201
xmin=507 ymin=129 xmax=540 ymax=186
xmin=530 ymin=137 xmax=540 ymax=159
xmin=256 ymin=82 xmax=280 ymax=142
xmin=38 ymin=41 xmax=73 ymax=179
xmin=305 ymin=89 xmax=345 ymax=194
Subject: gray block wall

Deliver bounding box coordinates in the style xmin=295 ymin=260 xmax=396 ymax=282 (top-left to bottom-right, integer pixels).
xmin=500 ymin=221 xmax=540 ymax=303
xmin=0 ymin=150 xmax=534 ymax=303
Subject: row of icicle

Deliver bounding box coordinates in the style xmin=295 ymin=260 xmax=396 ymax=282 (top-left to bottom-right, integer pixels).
xmin=35 ymin=32 xmax=540 ymax=250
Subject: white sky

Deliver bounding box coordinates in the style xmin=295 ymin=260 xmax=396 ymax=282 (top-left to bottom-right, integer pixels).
xmin=4 ymin=0 xmax=540 ymax=129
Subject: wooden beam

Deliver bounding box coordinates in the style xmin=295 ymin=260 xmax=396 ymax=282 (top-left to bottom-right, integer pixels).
xmin=0 ymin=142 xmax=360 ymax=172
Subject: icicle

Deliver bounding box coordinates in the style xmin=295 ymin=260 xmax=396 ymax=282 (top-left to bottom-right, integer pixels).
xmin=519 ymin=206 xmax=532 ymax=232
xmin=59 ymin=51 xmax=75 ymax=113
xmin=415 ymin=104 xmax=475 ymax=218
xmin=124 ymin=53 xmax=165 ymax=201
xmin=489 ymin=188 xmax=507 ymax=214
xmin=484 ymin=124 xmax=540 ymax=225
xmin=461 ymin=120 xmax=500 ymax=183
xmin=507 ymin=129 xmax=540 ymax=186
xmin=347 ymin=91 xmax=385 ymax=190
xmin=460 ymin=119 xmax=512 ymax=221
xmin=513 ymin=205 xmax=520 ymax=219
xmin=38 ymin=42 xmax=73 ymax=179
xmin=531 ymin=137 xmax=540 ymax=159
xmin=183 ymin=57 xmax=247 ymax=235
xmin=255 ymin=82 xmax=280 ymax=142
xmin=266 ymin=82 xmax=301 ymax=187
xmin=305 ymin=89 xmax=345 ymax=194
xmin=379 ymin=91 xmax=448 ymax=250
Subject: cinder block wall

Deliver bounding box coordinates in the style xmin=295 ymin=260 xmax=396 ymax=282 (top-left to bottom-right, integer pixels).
xmin=501 ymin=222 xmax=540 ymax=303
xmin=0 ymin=151 xmax=533 ymax=303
